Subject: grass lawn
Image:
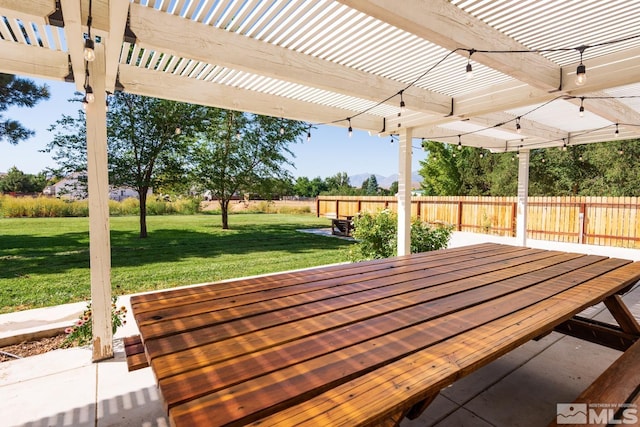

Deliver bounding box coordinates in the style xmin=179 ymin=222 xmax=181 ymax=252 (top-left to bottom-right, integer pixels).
xmin=0 ymin=214 xmax=353 ymax=313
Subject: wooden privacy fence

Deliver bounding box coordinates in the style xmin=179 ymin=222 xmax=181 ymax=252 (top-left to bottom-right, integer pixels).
xmin=316 ymin=196 xmax=640 ymax=249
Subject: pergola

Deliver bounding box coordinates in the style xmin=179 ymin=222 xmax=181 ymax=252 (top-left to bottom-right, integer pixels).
xmin=2 ymin=0 xmax=640 ymax=360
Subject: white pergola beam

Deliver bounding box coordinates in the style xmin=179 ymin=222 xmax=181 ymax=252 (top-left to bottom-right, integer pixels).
xmin=0 ymin=0 xmax=55 ymax=23
xmin=0 ymin=41 xmax=69 ymax=80
xmin=104 ymin=0 xmax=130 ymax=92
xmin=338 ymin=0 xmax=560 ymax=92
xmin=85 ymin=43 xmax=113 ymax=362
xmin=516 ymin=150 xmax=530 ymax=246
xmin=118 ymin=65 xmax=383 ymax=131
xmin=60 ymin=0 xmax=86 ymax=92
xmin=128 ymin=4 xmax=452 ymax=117
xmin=397 ymin=127 xmax=412 ymax=256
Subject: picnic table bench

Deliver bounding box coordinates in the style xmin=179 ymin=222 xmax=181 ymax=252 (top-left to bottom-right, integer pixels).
xmin=127 ymin=243 xmax=640 ymax=426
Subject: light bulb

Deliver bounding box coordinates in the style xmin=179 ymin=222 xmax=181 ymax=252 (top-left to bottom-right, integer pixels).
xmin=84 ymin=38 xmax=95 ymax=62
xmin=175 ymin=127 xmax=181 ymax=135
xmin=615 ymin=124 xmax=620 ymax=138
xmin=579 ymin=155 xmax=584 ymax=162
xmin=516 ymin=117 xmax=521 ymax=134
xmin=85 ymin=86 xmax=95 ymax=103
xmin=457 ymin=141 xmax=462 ymax=150
xmin=348 ymin=126 xmax=353 ymax=138
xmin=618 ymin=148 xmax=624 ymax=155
xmin=575 ymin=64 xmax=587 ymax=86
xmin=306 ymin=130 xmax=311 ymax=142
xmin=579 ymin=105 xmax=584 ymax=118
xmin=82 ymin=96 xmax=88 ymax=110
xmin=465 ymin=62 xmax=473 ymax=79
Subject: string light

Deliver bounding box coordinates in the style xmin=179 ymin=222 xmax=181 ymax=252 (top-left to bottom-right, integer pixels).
xmin=399 ymin=90 xmax=406 ymax=114
xmin=575 ymin=46 xmax=587 ymax=86
xmin=465 ymin=49 xmax=475 ymax=80
xmin=562 ymin=139 xmax=567 ymax=151
xmin=579 ymin=154 xmax=584 ymax=162
xmin=83 ymin=0 xmax=95 ymax=62
xmin=279 ymin=118 xmax=285 ymax=135
xmin=516 ymin=117 xmax=521 ymax=134
xmin=175 ymin=127 xmax=181 ymax=135
xmin=303 ymin=35 xmax=639 ymax=149
xmin=85 ymin=85 xmax=95 ymax=103
xmin=457 ymin=135 xmax=462 ymax=150
xmin=348 ymin=118 xmax=353 ymax=138
xmin=579 ymin=97 xmax=585 ymax=117
xmin=236 ymin=130 xmax=241 ymax=140
xmin=615 ymin=123 xmax=620 ymax=138
xmin=618 ymin=146 xmax=624 ymax=155
xmin=306 ymin=126 xmax=311 ymax=142
xmin=479 ymin=147 xmax=484 ymax=158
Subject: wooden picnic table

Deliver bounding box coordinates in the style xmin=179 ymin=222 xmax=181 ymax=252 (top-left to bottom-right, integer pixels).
xmin=129 ymin=243 xmax=640 ymax=426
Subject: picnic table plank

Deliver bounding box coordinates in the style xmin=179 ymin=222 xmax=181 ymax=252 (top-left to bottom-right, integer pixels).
xmin=136 ymin=247 xmax=549 ymax=342
xmin=130 ymin=243 xmax=521 ymax=316
xmin=167 ymin=258 xmax=630 ymax=425
xmin=251 ymin=262 xmax=640 ymax=427
xmin=150 ymin=252 xmax=593 ymax=380
xmin=130 ymin=243 xmax=502 ymax=307
xmin=158 ymin=254 xmax=612 ymax=408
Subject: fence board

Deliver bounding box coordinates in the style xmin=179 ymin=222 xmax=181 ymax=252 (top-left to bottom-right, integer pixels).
xmin=316 ymin=196 xmax=640 ymax=249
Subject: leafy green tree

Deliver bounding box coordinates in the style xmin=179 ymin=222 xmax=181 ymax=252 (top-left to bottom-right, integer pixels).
xmin=46 ymin=92 xmax=205 ymax=237
xmin=0 ymin=166 xmax=47 ymax=193
xmin=189 ymin=110 xmax=307 ymax=229
xmin=419 ymin=140 xmax=462 ymax=195
xmin=294 ymin=176 xmax=327 ymax=197
xmin=0 ymin=74 xmax=50 ymax=144
xmin=365 ymin=174 xmax=379 ymax=195
xmin=388 ymin=181 xmax=398 ymax=195
xmin=325 ymin=172 xmax=351 ymax=193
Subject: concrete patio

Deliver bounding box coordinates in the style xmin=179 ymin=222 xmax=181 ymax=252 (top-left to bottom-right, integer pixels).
xmin=1 ymin=232 xmax=639 ymax=427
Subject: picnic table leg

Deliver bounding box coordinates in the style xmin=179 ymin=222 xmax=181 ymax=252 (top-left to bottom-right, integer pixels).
xmin=603 ymin=294 xmax=640 ymax=334
xmin=406 ymin=393 xmax=438 ymax=420
xmin=376 ymin=407 xmax=410 ymax=427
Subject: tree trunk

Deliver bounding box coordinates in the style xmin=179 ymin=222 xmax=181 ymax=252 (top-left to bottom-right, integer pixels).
xmin=221 ymin=199 xmax=230 ymax=229
xmin=139 ymin=189 xmax=148 ymax=238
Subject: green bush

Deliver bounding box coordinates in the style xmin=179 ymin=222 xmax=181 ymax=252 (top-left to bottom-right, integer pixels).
xmin=348 ymin=209 xmax=453 ymax=262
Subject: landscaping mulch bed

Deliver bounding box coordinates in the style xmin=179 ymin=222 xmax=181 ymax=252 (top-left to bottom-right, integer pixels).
xmin=0 ymin=334 xmax=68 ymax=362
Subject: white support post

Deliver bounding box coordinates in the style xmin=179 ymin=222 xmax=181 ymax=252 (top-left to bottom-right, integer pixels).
xmin=516 ymin=149 xmax=530 ymax=247
xmin=397 ymin=128 xmax=412 ymax=256
xmin=86 ymin=45 xmax=113 ymax=361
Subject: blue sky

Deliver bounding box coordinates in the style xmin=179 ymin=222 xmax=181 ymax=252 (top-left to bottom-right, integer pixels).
xmin=1 ymin=78 xmax=424 ymax=180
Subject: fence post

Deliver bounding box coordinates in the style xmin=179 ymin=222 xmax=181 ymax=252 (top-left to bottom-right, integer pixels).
xmin=316 ymin=197 xmax=320 ymax=217
xmin=457 ymin=201 xmax=463 ymax=231
xmin=335 ymin=200 xmax=340 ymax=218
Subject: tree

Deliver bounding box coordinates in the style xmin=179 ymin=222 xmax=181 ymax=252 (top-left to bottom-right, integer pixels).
xmin=388 ymin=181 xmax=399 ymax=195
xmin=419 ymin=140 xmax=462 ymax=195
xmin=293 ymin=176 xmax=327 ymax=197
xmin=365 ymin=174 xmax=379 ymax=195
xmin=46 ymin=92 xmax=206 ymax=237
xmin=325 ymin=172 xmax=350 ymax=191
xmin=190 ymin=110 xmax=307 ymax=229
xmin=0 ymin=166 xmax=47 ymax=193
xmin=0 ymin=74 xmax=50 ymax=144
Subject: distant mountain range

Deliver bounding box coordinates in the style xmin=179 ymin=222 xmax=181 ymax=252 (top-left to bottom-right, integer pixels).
xmin=349 ymin=173 xmax=423 ymax=189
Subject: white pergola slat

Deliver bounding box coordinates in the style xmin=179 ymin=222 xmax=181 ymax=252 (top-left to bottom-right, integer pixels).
xmin=1 ymin=0 xmax=640 ymax=360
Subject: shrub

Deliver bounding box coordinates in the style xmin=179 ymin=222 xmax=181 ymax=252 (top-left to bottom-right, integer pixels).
xmin=348 ymin=210 xmax=453 ymax=261
xmin=63 ymin=295 xmax=127 ymax=347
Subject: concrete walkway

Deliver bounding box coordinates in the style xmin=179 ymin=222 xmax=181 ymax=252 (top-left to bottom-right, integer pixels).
xmin=1 ymin=232 xmax=639 ymax=427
